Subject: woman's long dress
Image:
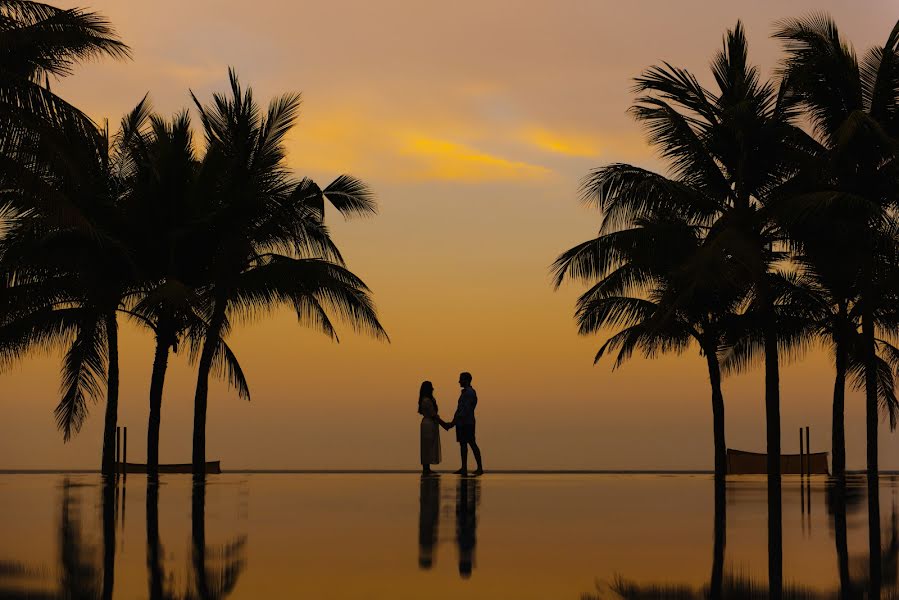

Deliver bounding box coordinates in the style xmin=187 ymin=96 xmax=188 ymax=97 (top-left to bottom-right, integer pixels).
xmin=420 ymin=397 xmax=442 ymax=465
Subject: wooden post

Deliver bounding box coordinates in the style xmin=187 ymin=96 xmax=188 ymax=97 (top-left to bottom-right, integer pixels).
xmin=122 ymin=427 xmax=127 ymax=480
xmin=116 ymin=427 xmax=121 ymax=475
xmin=799 ymin=427 xmax=804 ymax=478
xmin=805 ymin=426 xmax=810 ymax=475
xmin=806 ymin=426 xmax=812 ymax=516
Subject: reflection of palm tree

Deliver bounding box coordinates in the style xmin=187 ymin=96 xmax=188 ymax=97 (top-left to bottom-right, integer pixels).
xmin=188 ymin=480 xmax=246 ymax=600
xmin=455 ymin=478 xmax=479 ymax=578
xmin=829 ymin=478 xmax=853 ymax=599
xmin=418 ymin=475 xmax=440 ymax=569
xmin=0 ymin=479 xmax=245 ymax=600
xmin=101 ymin=480 xmax=115 ymax=600
xmin=710 ymin=478 xmax=725 ymax=600
xmin=0 ymin=479 xmax=101 ymax=599
xmin=593 ymin=574 xmax=824 ymax=599
xmin=57 ymin=481 xmax=101 ymax=599
xmin=587 ymin=480 xmax=899 ymax=599
xmin=145 ymin=480 xmax=247 ymax=600
xmin=146 ymin=483 xmax=165 ymax=600
xmin=849 ymin=497 xmax=899 ymax=596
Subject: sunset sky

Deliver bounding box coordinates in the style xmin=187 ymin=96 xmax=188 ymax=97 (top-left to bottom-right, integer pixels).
xmin=2 ymin=0 xmax=898 ymax=470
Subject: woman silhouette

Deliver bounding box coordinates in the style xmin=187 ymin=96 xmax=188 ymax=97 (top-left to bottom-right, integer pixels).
xmin=418 ymin=381 xmax=445 ymax=475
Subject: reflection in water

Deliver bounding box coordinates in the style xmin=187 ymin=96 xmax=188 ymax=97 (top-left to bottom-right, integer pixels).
xmin=146 ymin=482 xmax=165 ymax=600
xmin=146 ymin=480 xmax=246 ymax=600
xmin=0 ymin=479 xmax=100 ymax=599
xmin=710 ymin=475 xmax=725 ymax=600
xmin=189 ymin=480 xmax=246 ymax=599
xmin=0 ymin=477 xmax=245 ymax=600
xmin=58 ymin=481 xmax=101 ymax=599
xmin=6 ymin=474 xmax=899 ymax=597
xmin=586 ymin=477 xmax=899 ymax=600
xmin=828 ymin=476 xmax=853 ymax=599
xmin=416 ymin=475 xmax=481 ymax=578
xmin=456 ymin=477 xmax=480 ymax=578
xmin=418 ymin=475 xmax=440 ymax=569
xmin=102 ymin=478 xmax=115 ymax=600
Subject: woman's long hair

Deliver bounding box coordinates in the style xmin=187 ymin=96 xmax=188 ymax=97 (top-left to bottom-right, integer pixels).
xmin=418 ymin=381 xmax=434 ymax=414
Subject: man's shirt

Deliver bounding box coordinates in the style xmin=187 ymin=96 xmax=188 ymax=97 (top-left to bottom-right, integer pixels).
xmin=454 ymin=386 xmax=478 ymax=425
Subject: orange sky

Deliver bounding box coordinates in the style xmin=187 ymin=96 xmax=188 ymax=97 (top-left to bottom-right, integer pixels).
xmin=2 ymin=0 xmax=898 ymax=470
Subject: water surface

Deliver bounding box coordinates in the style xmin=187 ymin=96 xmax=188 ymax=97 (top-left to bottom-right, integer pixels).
xmin=0 ymin=473 xmax=894 ymax=598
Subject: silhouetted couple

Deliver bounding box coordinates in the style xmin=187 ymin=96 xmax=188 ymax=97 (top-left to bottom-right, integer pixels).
xmin=418 ymin=371 xmax=484 ymax=476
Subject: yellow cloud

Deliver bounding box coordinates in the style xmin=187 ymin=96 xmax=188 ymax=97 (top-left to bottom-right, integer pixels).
xmin=402 ymin=135 xmax=551 ymax=182
xmin=283 ymin=102 xmax=555 ymax=183
xmin=522 ymin=127 xmax=599 ymax=157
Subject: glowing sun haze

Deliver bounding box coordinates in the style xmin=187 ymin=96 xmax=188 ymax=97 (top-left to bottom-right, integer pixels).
xmin=2 ymin=0 xmax=897 ymax=470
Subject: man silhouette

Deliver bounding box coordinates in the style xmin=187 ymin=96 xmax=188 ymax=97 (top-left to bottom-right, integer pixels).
xmin=446 ymin=372 xmax=484 ymax=476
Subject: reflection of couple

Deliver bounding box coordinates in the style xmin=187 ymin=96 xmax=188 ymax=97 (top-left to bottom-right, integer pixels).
xmin=418 ymin=475 xmax=480 ymax=578
xmin=418 ymin=371 xmax=484 ymax=476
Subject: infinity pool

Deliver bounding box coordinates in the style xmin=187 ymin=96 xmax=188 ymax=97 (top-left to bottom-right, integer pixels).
xmin=0 ymin=473 xmax=894 ymax=598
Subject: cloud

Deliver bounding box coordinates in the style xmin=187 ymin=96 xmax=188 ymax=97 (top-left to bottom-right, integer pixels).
xmin=400 ymin=135 xmax=551 ymax=182
xmin=284 ymin=105 xmax=553 ymax=183
xmin=522 ymin=127 xmax=599 ymax=157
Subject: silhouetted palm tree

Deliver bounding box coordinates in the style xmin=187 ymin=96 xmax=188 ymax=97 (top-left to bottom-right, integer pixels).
xmin=0 ymin=1 xmax=129 ymax=221
xmin=121 ymin=111 xmax=213 ymax=479
xmin=0 ymin=99 xmax=151 ymax=475
xmin=762 ymin=262 xmax=899 ymax=481
xmin=554 ymin=25 xmax=805 ymax=595
xmin=0 ymin=1 xmax=128 ymax=120
xmin=186 ymin=71 xmax=388 ymax=477
xmin=776 ymin=185 xmax=864 ymax=480
xmin=553 ymin=215 xmax=742 ymax=479
xmin=0 ymin=0 xmax=130 ymax=476
xmin=775 ymin=14 xmax=899 ymax=587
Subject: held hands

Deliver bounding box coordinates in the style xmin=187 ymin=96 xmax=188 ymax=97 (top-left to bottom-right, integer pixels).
xmin=440 ymin=419 xmax=454 ymax=431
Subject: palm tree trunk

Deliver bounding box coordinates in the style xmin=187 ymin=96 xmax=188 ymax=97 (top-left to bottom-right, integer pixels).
xmin=704 ymin=345 xmax=727 ymax=478
xmin=147 ymin=317 xmax=173 ymax=481
xmin=101 ymin=311 xmax=119 ymax=477
xmin=192 ymin=297 xmax=226 ymax=478
xmin=862 ymin=297 xmax=882 ymax=596
xmin=763 ymin=302 xmax=783 ymax=600
xmin=702 ymin=341 xmax=726 ymax=599
xmin=832 ymin=302 xmax=848 ymax=480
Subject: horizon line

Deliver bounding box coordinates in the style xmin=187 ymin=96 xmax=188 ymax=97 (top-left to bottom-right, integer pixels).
xmin=0 ymin=468 xmax=890 ymax=475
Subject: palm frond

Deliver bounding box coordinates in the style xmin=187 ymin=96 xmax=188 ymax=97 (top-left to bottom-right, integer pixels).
xmin=230 ymin=256 xmax=388 ymax=341
xmin=209 ymin=336 xmax=250 ymax=401
xmin=54 ymin=310 xmax=106 ymax=440
xmin=322 ymin=174 xmax=378 ymax=218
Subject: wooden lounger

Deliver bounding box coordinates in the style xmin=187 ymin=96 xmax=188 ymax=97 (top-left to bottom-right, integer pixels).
xmin=726 ymin=449 xmax=828 ymax=475
xmin=115 ymin=461 xmax=221 ymax=474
